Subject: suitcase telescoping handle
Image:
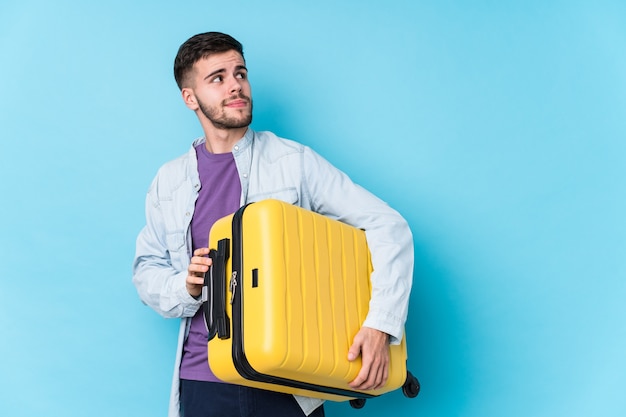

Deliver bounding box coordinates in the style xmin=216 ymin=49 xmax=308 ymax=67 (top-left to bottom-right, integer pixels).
xmin=203 ymin=238 xmax=231 ymax=341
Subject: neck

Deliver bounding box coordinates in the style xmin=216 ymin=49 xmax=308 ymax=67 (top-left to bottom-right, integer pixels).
xmin=202 ymin=125 xmax=248 ymax=154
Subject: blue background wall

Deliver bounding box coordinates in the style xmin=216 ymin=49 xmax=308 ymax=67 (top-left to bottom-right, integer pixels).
xmin=1 ymin=1 xmax=625 ymax=416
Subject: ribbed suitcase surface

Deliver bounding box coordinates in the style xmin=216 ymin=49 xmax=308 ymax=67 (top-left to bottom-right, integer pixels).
xmin=204 ymin=199 xmax=408 ymax=401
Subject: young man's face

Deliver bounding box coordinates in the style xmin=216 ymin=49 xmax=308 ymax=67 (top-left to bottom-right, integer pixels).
xmin=184 ymin=50 xmax=253 ymax=130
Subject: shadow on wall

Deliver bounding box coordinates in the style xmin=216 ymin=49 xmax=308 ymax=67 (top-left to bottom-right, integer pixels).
xmin=405 ymin=233 xmax=474 ymax=416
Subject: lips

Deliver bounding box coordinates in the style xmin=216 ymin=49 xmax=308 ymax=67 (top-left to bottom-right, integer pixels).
xmin=225 ymin=96 xmax=249 ymax=108
xmin=226 ymin=100 xmax=248 ymax=108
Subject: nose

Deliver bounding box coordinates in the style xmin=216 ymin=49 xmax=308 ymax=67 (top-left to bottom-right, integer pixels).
xmin=228 ymin=75 xmax=242 ymax=94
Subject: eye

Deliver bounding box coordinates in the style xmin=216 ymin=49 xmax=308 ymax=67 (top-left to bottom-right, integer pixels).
xmin=236 ymin=72 xmax=247 ymax=80
xmin=211 ymin=75 xmax=223 ymax=83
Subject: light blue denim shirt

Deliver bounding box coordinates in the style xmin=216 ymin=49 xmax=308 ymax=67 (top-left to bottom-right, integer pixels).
xmin=132 ymin=128 xmax=414 ymax=416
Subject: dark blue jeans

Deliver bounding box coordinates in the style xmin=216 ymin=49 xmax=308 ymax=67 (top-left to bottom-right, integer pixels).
xmin=180 ymin=379 xmax=326 ymax=417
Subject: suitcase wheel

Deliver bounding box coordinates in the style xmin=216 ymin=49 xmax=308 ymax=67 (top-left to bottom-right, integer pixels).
xmin=349 ymin=398 xmax=366 ymax=409
xmin=402 ymin=371 xmax=421 ymax=398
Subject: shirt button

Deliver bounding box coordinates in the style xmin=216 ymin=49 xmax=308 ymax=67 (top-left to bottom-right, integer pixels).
xmin=233 ymin=145 xmax=239 ymax=151
xmin=186 ymin=212 xmax=190 ymax=216
xmin=243 ymin=173 xmax=248 ymax=178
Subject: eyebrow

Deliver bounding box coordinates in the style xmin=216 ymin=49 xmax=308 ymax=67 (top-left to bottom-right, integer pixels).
xmin=204 ymin=65 xmax=248 ymax=81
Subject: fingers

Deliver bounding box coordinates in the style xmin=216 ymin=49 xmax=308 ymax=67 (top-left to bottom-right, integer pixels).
xmin=190 ymin=248 xmax=212 ymax=273
xmin=186 ymin=248 xmax=212 ymax=297
xmin=347 ymin=327 xmax=391 ymax=391
xmin=348 ymin=351 xmax=388 ymax=390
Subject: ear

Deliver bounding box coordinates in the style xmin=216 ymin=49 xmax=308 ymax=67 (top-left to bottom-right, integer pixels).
xmin=181 ymin=88 xmax=199 ymax=111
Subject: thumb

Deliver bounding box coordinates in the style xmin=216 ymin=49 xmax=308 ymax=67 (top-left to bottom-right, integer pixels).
xmin=347 ymin=339 xmax=362 ymax=362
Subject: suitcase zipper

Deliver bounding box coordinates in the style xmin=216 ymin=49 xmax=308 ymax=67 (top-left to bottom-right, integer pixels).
xmin=229 ymin=271 xmax=238 ymax=305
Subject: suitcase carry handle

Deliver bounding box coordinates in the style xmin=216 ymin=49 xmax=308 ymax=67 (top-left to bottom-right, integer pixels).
xmin=202 ymin=249 xmax=218 ymax=341
xmin=203 ymin=238 xmax=231 ymax=341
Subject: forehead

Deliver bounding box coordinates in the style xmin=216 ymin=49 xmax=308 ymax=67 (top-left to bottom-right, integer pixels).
xmin=193 ymin=50 xmax=246 ymax=74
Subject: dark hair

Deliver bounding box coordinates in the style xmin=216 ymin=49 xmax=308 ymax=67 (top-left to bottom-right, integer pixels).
xmin=173 ymin=32 xmax=244 ymax=90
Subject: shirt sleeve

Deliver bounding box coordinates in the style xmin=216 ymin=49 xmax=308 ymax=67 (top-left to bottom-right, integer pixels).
xmin=301 ymin=147 xmax=414 ymax=344
xmin=132 ymin=173 xmax=202 ymax=319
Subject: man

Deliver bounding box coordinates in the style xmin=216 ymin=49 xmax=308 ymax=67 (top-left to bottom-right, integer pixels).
xmin=132 ymin=32 xmax=414 ymax=417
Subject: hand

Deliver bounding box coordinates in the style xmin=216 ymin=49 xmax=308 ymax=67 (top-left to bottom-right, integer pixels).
xmin=186 ymin=247 xmax=212 ymax=298
xmin=347 ymin=327 xmax=390 ymax=390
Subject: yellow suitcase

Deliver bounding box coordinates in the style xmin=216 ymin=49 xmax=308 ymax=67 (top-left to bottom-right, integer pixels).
xmin=202 ymin=199 xmax=419 ymax=406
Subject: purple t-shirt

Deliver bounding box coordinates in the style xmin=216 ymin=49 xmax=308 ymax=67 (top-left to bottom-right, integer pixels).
xmin=179 ymin=143 xmax=241 ymax=382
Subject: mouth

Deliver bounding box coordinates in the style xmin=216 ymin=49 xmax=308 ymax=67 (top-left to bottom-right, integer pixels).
xmin=225 ymin=98 xmax=249 ymax=108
